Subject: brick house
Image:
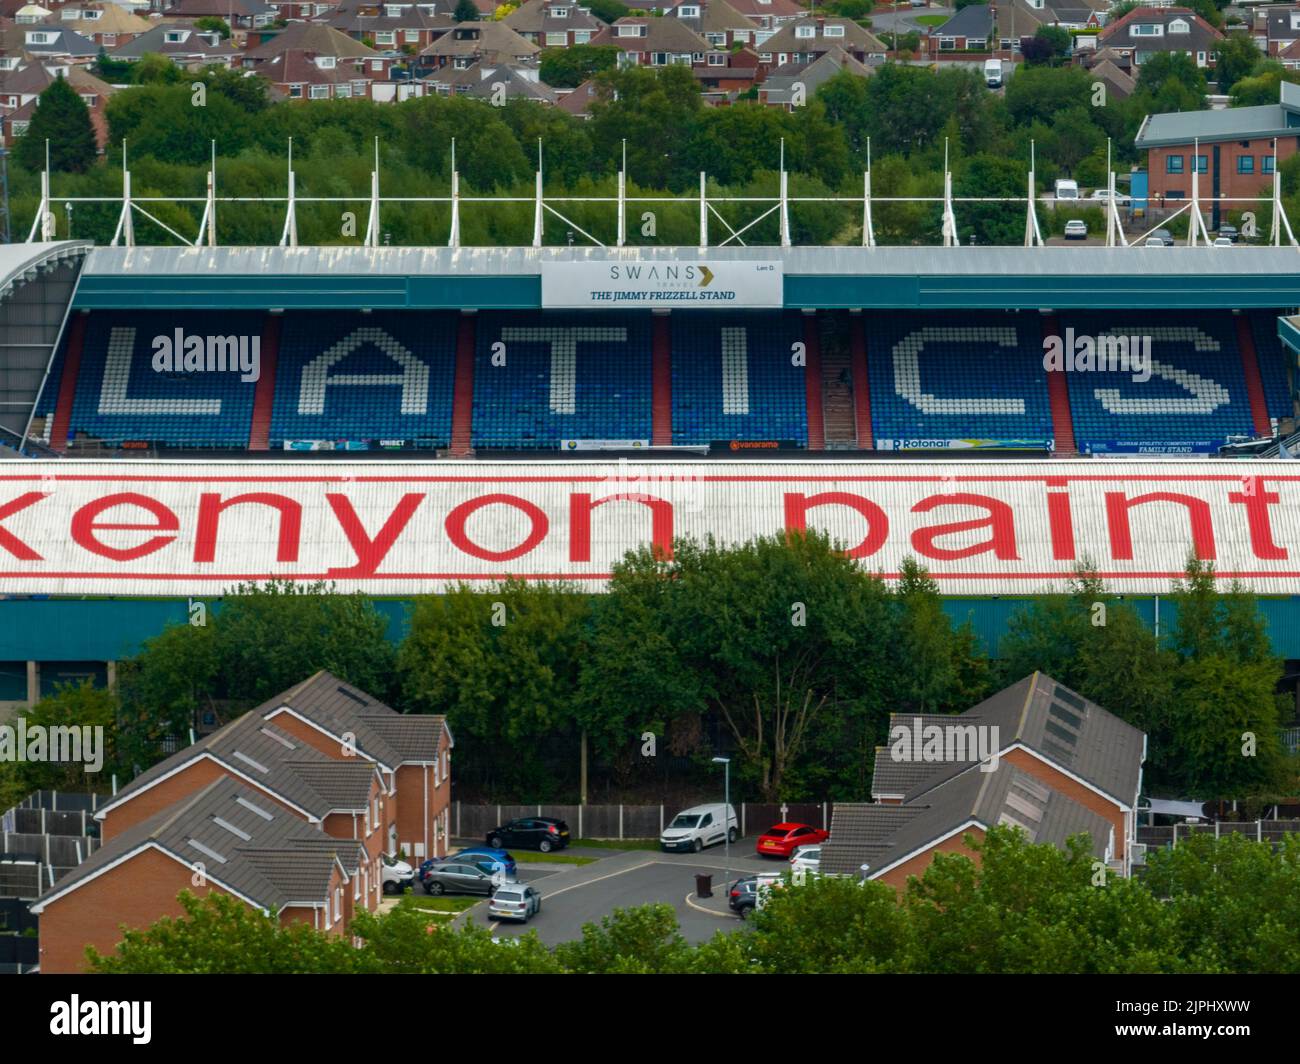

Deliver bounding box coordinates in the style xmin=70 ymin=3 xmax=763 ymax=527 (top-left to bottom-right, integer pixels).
xmin=256 ymin=671 xmax=453 ymax=865
xmin=0 ymin=62 xmax=115 ymax=149
xmin=928 ymin=3 xmax=993 ymax=57
xmin=587 ymin=15 xmax=711 ymax=67
xmin=670 ymin=0 xmax=761 ymax=51
xmin=754 ymin=16 xmax=887 ymax=68
xmin=31 ymin=777 xmax=366 ymax=973
xmin=1135 ymin=80 xmax=1300 ymax=225
xmin=108 ymin=22 xmax=245 ymax=67
xmin=1097 ymin=6 xmax=1224 ymax=70
xmin=326 ymin=1 xmax=454 ymax=53
xmin=724 ymin=0 xmax=801 ymax=34
xmin=417 ymin=20 xmax=539 ymax=69
xmin=503 ymin=0 xmax=603 ymax=48
xmin=823 ymin=672 xmax=1146 ymax=887
xmin=55 ymin=3 xmax=153 ymax=49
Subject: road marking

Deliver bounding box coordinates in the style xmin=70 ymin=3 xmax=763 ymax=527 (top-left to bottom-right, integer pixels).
xmin=683 ymin=892 xmax=737 ymax=919
xmin=540 ymin=859 xmax=658 ymax=898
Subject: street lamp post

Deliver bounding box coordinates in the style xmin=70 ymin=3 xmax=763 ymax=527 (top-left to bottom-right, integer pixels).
xmin=712 ymin=756 xmax=731 ymax=894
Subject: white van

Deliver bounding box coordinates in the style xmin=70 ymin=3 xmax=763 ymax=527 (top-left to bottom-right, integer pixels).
xmin=983 ymin=58 xmax=1003 ymax=88
xmin=1054 ymin=179 xmax=1080 ymax=201
xmin=660 ymin=803 xmax=739 ymax=852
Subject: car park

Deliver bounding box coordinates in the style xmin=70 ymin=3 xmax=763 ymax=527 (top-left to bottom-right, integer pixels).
xmin=660 ymin=803 xmax=739 ymax=852
xmin=489 ymin=884 xmax=542 ymax=922
xmin=486 ymin=816 xmax=570 ymax=852
xmin=380 ymin=853 xmax=414 ymax=894
xmin=1064 ymin=220 xmax=1087 ymax=241
xmin=755 ymin=822 xmax=829 ymax=858
xmin=420 ymin=860 xmax=501 ymax=896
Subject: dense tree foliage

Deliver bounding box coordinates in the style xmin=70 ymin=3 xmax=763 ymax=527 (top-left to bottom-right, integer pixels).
xmin=18 ymin=49 xmax=1285 ymax=247
xmin=15 ymin=77 xmax=98 ymax=174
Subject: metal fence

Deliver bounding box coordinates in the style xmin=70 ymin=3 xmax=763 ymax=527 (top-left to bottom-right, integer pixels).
xmin=453 ymin=801 xmax=831 ymax=841
xmin=1137 ymin=819 xmax=1300 ymax=849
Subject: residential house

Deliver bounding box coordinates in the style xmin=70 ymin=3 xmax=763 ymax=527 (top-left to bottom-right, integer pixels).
xmin=424 ymin=59 xmax=557 ymax=101
xmin=829 ymin=672 xmax=1146 ymax=887
xmin=755 ymin=16 xmax=887 ymax=68
xmin=32 ymin=777 xmax=367 ymax=973
xmin=992 ymin=0 xmax=1049 ymax=53
xmin=1097 ymin=5 xmax=1224 ymax=69
xmin=693 ymin=42 xmax=760 ymax=98
xmin=163 ymin=0 xmax=277 ymax=36
xmin=929 ymin=3 xmax=993 ymax=56
xmin=417 ymin=20 xmax=539 ymax=70
xmin=326 ymin=1 xmax=454 ymax=53
xmin=1135 ymin=79 xmax=1300 ymax=224
xmin=504 ymin=0 xmax=603 ymax=48
xmin=725 ymin=0 xmax=801 ymax=34
xmin=587 ymin=15 xmax=710 ymax=67
xmin=670 ymin=0 xmax=761 ymax=51
xmin=256 ymin=670 xmax=453 ymax=864
xmin=262 ymin=46 xmax=422 ymax=98
xmin=555 ymin=74 xmax=600 ymax=115
xmin=0 ymin=61 xmax=115 ymax=148
xmin=0 ymin=23 xmax=98 ymax=61
xmin=109 ymin=22 xmax=245 ymax=67
xmin=56 ymin=3 xmax=152 ymax=48
xmin=1257 ymin=4 xmax=1300 ymax=57
xmin=245 ymin=21 xmax=396 ymax=81
xmin=759 ymin=45 xmax=871 ymax=109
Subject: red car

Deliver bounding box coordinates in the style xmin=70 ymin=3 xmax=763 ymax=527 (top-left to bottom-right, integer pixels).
xmin=755 ymin=822 xmax=829 ymax=858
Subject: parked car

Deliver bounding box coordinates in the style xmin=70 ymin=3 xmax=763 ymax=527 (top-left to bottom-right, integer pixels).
xmin=755 ymin=822 xmax=829 ymax=858
xmin=789 ymin=844 xmax=822 ymax=875
xmin=420 ymin=860 xmax=501 ymax=896
xmin=1145 ymin=229 xmax=1175 ymax=247
xmin=660 ymin=803 xmax=739 ymax=852
xmin=486 ymin=817 xmax=570 ymax=852
xmin=1218 ymin=225 xmax=1238 ymax=243
xmin=1213 ymin=236 xmax=1235 ymax=247
xmin=488 ymin=884 xmax=542 ymax=922
xmin=1089 ymin=188 xmax=1130 ymax=205
xmin=727 ymin=873 xmax=783 ymax=919
xmin=983 ymin=58 xmax=1002 ymax=88
xmin=419 ymin=850 xmax=515 ymax=885
xmin=451 ymin=847 xmax=518 ymax=878
xmin=1064 ymin=220 xmax=1088 ymax=241
xmin=380 ymin=853 xmax=413 ymax=895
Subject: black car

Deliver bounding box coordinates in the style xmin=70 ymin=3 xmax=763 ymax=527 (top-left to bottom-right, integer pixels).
xmin=486 ymin=816 xmax=570 ymax=852
xmin=728 ymin=874 xmax=781 ymax=919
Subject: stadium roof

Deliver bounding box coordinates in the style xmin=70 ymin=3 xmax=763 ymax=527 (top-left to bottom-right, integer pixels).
xmin=73 ymin=244 xmax=1300 ymax=311
xmin=0 ymin=241 xmax=90 ymax=304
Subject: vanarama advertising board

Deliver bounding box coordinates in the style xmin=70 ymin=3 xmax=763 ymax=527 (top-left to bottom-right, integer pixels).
xmin=3 ymin=460 xmax=1300 ymax=596
xmin=541 ymin=260 xmax=783 ymax=309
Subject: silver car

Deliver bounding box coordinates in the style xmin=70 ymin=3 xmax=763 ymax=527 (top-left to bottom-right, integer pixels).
xmin=489 ymin=884 xmax=542 ymax=922
xmin=420 ymin=860 xmax=502 ymax=897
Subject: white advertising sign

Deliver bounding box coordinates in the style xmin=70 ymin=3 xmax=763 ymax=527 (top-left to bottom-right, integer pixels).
xmin=1 ymin=460 xmax=1297 ymax=596
xmin=541 ymin=260 xmax=784 ymax=309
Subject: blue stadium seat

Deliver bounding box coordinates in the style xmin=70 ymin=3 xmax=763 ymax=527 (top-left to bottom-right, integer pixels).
xmin=671 ymin=312 xmax=806 ymax=445
xmin=472 ymin=312 xmax=652 ymax=449
xmin=271 ymin=312 xmax=457 ymax=448
xmin=63 ymin=311 xmax=264 ymax=448
xmin=1060 ymin=311 xmax=1254 ymax=454
xmin=1249 ymin=310 xmax=1293 ymax=424
xmin=864 ymin=312 xmax=1053 ymax=449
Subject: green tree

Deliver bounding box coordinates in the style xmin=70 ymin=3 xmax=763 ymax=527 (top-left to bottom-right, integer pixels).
xmin=14 ymin=77 xmax=98 ymax=174
xmin=399 ymin=582 xmax=590 ymax=797
xmin=538 ymin=43 xmax=620 ymax=87
xmin=193 ymin=16 xmax=232 ymax=39
xmin=0 ymin=681 xmax=120 ymax=810
xmin=454 ymin=0 xmax=480 ymax=20
xmin=1215 ymin=30 xmax=1262 ymax=93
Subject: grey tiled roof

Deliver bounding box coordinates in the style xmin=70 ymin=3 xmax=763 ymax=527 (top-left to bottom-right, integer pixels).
xmin=871 ymin=713 xmax=989 ymax=798
xmin=820 ymin=803 xmax=925 ymax=876
xmin=259 ymin=670 xmax=446 ymax=767
xmin=33 ymin=778 xmax=344 ymax=913
xmin=102 ymin=713 xmax=349 ymax=821
xmin=286 ymin=759 xmax=378 ymax=809
xmin=903 ymin=673 xmax=1145 ymax=806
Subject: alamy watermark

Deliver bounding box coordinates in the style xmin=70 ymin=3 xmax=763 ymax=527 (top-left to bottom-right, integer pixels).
xmin=889 ymin=717 xmax=1000 ymax=773
xmin=1042 ymin=328 xmax=1151 ymax=383
xmin=151 ymin=329 xmax=261 ymax=383
xmin=0 ymin=717 xmax=104 ymax=773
